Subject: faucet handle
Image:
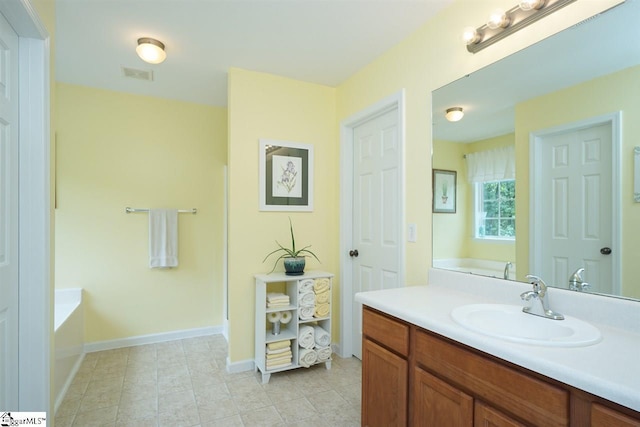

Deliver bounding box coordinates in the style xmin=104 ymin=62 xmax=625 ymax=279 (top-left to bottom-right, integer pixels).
xmin=525 ymin=274 xmax=548 ymax=295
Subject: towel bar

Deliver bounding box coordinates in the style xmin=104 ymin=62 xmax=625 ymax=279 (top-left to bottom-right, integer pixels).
xmin=125 ymin=207 xmax=197 ymax=214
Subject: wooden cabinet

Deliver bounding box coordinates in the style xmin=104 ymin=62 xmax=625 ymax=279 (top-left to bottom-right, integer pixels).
xmin=361 ymin=306 xmax=640 ymax=427
xmin=254 ymin=271 xmax=333 ymax=384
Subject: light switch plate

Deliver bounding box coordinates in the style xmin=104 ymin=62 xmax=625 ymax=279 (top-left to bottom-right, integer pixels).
xmin=408 ymin=223 xmax=417 ymax=242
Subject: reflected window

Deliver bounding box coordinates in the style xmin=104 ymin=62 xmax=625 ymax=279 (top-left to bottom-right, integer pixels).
xmin=474 ymin=179 xmax=515 ymax=239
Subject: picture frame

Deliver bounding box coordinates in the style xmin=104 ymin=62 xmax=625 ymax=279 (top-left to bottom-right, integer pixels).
xmin=259 ymin=139 xmax=314 ymax=211
xmin=433 ymin=169 xmax=457 ymax=213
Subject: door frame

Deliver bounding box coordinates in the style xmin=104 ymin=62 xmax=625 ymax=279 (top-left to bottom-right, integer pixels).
xmin=338 ymin=90 xmax=405 ymax=358
xmin=0 ymin=0 xmax=51 ymax=412
xmin=529 ymin=112 xmax=621 ymax=294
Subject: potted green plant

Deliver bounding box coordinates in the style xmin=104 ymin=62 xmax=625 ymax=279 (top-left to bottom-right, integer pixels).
xmin=263 ymin=218 xmax=321 ymax=275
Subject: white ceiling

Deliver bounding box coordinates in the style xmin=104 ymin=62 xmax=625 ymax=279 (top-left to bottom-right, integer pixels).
xmin=55 ymin=0 xmax=453 ymax=107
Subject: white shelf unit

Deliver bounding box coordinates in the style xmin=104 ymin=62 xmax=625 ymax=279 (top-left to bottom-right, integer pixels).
xmin=254 ymin=270 xmax=333 ymax=384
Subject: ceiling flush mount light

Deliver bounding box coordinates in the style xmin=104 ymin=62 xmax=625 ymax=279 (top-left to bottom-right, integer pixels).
xmin=464 ymin=0 xmax=575 ymax=54
xmin=445 ymin=107 xmax=464 ymax=122
xmin=136 ymin=37 xmax=166 ymax=64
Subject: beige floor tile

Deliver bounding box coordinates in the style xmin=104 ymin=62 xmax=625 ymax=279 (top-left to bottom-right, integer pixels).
xmin=56 ymin=396 xmax=82 ymax=418
xmin=72 ymin=405 xmax=118 ymax=427
xmin=197 ymin=397 xmax=239 ymax=423
xmin=193 ymin=383 xmax=231 ymax=405
xmin=240 ymin=405 xmax=284 ymax=426
xmin=231 ymin=389 xmax=272 ymax=413
xmin=272 ymin=397 xmax=317 ymax=423
xmin=200 ymin=414 xmax=243 ymax=427
xmin=54 ymin=414 xmax=75 ymax=427
xmin=158 ymin=389 xmax=197 ymax=413
xmin=117 ymin=396 xmax=158 ymax=421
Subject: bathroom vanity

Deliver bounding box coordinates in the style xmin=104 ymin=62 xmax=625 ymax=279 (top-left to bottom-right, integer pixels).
xmin=356 ymin=269 xmax=640 ymax=426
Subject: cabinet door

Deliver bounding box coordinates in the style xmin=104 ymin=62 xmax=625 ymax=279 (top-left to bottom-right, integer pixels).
xmin=412 ymin=366 xmax=473 ymax=427
xmin=362 ymin=338 xmax=408 ymax=426
xmin=475 ymin=401 xmax=525 ymax=427
xmin=591 ymin=403 xmax=640 ymax=427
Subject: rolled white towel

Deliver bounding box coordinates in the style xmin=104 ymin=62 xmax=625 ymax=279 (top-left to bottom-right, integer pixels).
xmin=299 ymin=306 xmax=315 ymax=320
xmin=299 ymin=348 xmax=318 ymax=367
xmin=313 ymin=326 xmax=330 ymax=347
xmin=314 ymin=302 xmax=330 ymax=318
xmin=298 ymin=325 xmax=315 ymax=349
xmin=299 ymin=279 xmax=315 ymax=293
xmin=299 ymin=291 xmax=315 ymax=307
xmin=316 ymin=346 xmax=332 ymax=361
xmin=315 ymin=290 xmax=330 ymax=304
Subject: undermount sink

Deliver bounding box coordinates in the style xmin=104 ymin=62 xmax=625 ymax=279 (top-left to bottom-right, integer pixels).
xmin=451 ymin=304 xmax=601 ymax=347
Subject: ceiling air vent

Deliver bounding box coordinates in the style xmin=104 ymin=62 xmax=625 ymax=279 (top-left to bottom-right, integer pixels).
xmin=122 ymin=67 xmax=154 ymax=81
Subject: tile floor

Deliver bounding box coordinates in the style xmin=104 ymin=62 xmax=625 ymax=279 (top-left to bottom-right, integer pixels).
xmin=55 ymin=334 xmax=362 ymax=427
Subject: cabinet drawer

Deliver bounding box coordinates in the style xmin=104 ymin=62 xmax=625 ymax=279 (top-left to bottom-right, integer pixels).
xmin=592 ymin=403 xmax=640 ymax=427
xmin=363 ymin=307 xmax=409 ymax=357
xmin=414 ymin=330 xmax=569 ymax=427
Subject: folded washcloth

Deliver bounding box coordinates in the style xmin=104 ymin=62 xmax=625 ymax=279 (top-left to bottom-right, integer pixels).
xmin=266 ymin=350 xmax=292 ymax=360
xmin=267 ymin=340 xmax=291 ymax=351
xmin=316 ymin=346 xmax=332 ymax=361
xmin=267 ymin=301 xmax=290 ymax=308
xmin=298 ymin=325 xmax=315 ymax=349
xmin=299 ymin=306 xmax=315 ymax=320
xmin=266 ymin=346 xmax=291 ymax=355
xmin=148 ymin=209 xmax=179 ymax=268
xmin=299 ymin=279 xmax=315 ymax=293
xmin=313 ymin=278 xmax=330 ymax=293
xmin=314 ymin=302 xmax=330 ymax=318
xmin=267 ymin=292 xmax=290 ymax=303
xmin=313 ymin=326 xmax=331 ymax=347
xmin=315 ymin=290 xmax=330 ymax=304
xmin=299 ymin=291 xmax=315 ymax=307
xmin=299 ymin=348 xmax=318 ymax=368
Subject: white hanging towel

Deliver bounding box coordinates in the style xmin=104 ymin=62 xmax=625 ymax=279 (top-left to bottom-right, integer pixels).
xmin=149 ymin=209 xmax=179 ymax=268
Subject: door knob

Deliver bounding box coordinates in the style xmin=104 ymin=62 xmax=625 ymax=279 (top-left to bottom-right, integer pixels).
xmin=600 ymin=247 xmax=612 ymax=255
xmin=349 ymin=249 xmax=359 ymax=258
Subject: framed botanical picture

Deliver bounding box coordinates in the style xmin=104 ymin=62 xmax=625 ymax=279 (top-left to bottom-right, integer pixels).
xmin=433 ymin=169 xmax=456 ymax=213
xmin=259 ymin=139 xmax=314 ymax=211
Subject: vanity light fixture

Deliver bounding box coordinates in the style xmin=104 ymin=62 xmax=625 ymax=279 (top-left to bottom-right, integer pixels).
xmin=445 ymin=107 xmax=464 ymax=122
xmin=464 ymin=0 xmax=576 ymax=54
xmin=136 ymin=37 xmax=167 ymax=64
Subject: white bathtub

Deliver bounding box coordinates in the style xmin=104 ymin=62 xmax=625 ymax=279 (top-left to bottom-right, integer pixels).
xmin=433 ymin=258 xmax=517 ymax=280
xmin=54 ymin=288 xmax=84 ymax=414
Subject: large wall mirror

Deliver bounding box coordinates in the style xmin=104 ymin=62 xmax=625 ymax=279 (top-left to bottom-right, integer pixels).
xmin=432 ymin=0 xmax=640 ymax=300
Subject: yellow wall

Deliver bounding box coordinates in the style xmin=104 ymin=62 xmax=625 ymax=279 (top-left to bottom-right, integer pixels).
xmin=55 ymin=83 xmax=227 ymax=343
xmin=515 ymin=65 xmax=640 ymax=297
xmin=227 ymin=68 xmax=337 ymax=363
xmin=335 ymin=0 xmax=621 ymax=289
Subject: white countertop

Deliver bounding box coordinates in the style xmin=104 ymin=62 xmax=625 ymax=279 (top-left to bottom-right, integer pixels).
xmin=355 ymin=268 xmax=640 ymax=412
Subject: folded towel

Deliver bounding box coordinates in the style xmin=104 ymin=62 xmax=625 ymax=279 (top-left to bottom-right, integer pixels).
xmin=314 ymin=302 xmax=330 ymax=318
xmin=313 ymin=326 xmax=331 ymax=347
xmin=299 ymin=348 xmax=318 ymax=368
xmin=266 ymin=350 xmax=292 ymax=360
xmin=149 ymin=209 xmax=179 ymax=268
xmin=315 ymin=290 xmax=330 ymax=304
xmin=266 ymin=360 xmax=292 ymax=370
xmin=267 ymin=301 xmax=290 ymax=308
xmin=299 ymin=279 xmax=315 ymax=293
xmin=266 ymin=346 xmax=291 ymax=355
xmin=266 ymin=340 xmax=291 ymax=351
xmin=267 ymin=293 xmax=290 ymax=303
xmin=299 ymin=291 xmax=315 ymax=307
xmin=316 ymin=346 xmax=332 ymax=361
xmin=299 ymin=306 xmax=315 ymax=321
xmin=266 ymin=353 xmax=292 ymax=363
xmin=313 ymin=278 xmax=330 ymax=293
xmin=298 ymin=325 xmax=315 ymax=349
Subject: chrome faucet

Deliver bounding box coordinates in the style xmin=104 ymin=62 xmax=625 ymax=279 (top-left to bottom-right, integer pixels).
xmin=503 ymin=262 xmax=512 ymax=280
xmin=569 ymin=268 xmax=590 ymax=292
xmin=521 ymin=275 xmax=564 ymax=320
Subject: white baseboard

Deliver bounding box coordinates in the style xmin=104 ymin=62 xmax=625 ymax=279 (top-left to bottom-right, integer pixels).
xmin=54 ymin=352 xmax=85 ymax=415
xmin=222 ymin=319 xmax=229 ymax=342
xmin=84 ymin=325 xmax=223 ymax=353
xmin=226 ymin=357 xmax=255 ymax=374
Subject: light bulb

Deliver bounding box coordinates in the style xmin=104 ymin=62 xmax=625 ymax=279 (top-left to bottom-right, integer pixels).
xmin=487 ymin=9 xmax=510 ymax=29
xmin=462 ymin=26 xmax=481 ymax=45
xmin=519 ymin=0 xmax=545 ymax=11
xmin=136 ymin=38 xmax=167 ymax=64
xmin=445 ymin=107 xmax=464 ymax=122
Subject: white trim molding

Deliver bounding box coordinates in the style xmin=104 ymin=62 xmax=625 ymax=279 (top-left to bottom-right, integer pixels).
xmin=338 ymin=90 xmax=406 ymax=358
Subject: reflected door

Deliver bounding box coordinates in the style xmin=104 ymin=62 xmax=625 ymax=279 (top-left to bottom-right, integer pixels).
xmin=351 ymin=107 xmax=401 ymax=359
xmin=535 ymin=122 xmax=613 ymax=293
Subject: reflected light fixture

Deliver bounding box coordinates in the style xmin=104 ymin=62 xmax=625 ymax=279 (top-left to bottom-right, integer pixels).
xmin=445 ymin=107 xmax=464 ymax=122
xmin=136 ymin=37 xmax=166 ymax=64
xmin=464 ymin=0 xmax=575 ymax=54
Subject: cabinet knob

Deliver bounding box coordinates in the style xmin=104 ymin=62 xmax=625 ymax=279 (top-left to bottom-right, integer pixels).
xmin=349 ymin=249 xmax=359 ymax=258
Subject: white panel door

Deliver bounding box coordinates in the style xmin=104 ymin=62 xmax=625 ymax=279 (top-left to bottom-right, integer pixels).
xmin=351 ymin=108 xmax=400 ymax=359
xmin=539 ymin=123 xmax=612 ymax=293
xmin=0 ymin=10 xmax=19 ymax=410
